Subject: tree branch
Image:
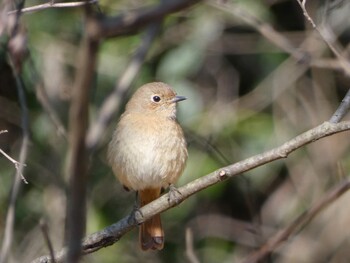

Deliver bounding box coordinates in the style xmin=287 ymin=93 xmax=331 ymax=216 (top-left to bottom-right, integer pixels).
xmin=32 ymin=120 xmax=350 ymax=263
xmin=0 ymin=55 xmax=30 ymax=263
xmin=295 ymin=0 xmax=350 ymax=76
xmin=240 ymin=178 xmax=350 ymax=263
xmin=7 ymin=0 xmax=98 ymax=15
xmin=329 ymin=88 xmax=350 ymax=123
xmin=88 ymin=0 xmax=201 ymax=40
xmin=65 ymin=11 xmax=99 ymax=263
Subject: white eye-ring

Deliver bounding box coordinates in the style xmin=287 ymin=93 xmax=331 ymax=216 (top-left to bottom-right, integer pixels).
xmin=152 ymin=95 xmax=161 ymax=102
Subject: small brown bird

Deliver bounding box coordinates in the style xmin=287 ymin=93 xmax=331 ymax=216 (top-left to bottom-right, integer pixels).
xmin=107 ymin=82 xmax=188 ymax=250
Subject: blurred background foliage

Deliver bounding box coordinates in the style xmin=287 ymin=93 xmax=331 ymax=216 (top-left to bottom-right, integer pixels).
xmin=1 ymin=0 xmax=350 ymax=262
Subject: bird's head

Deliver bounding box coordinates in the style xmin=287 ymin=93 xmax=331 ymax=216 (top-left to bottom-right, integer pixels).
xmin=125 ymin=82 xmax=186 ymax=119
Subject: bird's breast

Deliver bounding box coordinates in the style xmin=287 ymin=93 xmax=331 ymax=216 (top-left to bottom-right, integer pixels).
xmin=108 ymin=113 xmax=187 ymax=190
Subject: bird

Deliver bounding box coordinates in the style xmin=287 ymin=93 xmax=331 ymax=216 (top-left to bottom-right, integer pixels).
xmin=107 ymin=82 xmax=188 ymax=250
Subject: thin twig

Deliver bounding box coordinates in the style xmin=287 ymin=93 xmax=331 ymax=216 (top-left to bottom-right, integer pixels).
xmin=240 ymin=178 xmax=350 ymax=263
xmin=32 ymin=120 xmax=350 ymax=263
xmin=40 ymin=219 xmax=56 ymax=263
xmin=86 ymin=23 xmax=161 ymax=150
xmin=295 ymin=0 xmax=350 ymax=76
xmin=7 ymin=0 xmax=98 ymax=15
xmin=0 ymin=49 xmax=30 ymax=263
xmin=329 ymin=88 xmax=350 ymax=123
xmin=0 ymin=148 xmax=27 ymax=180
xmin=295 ymin=0 xmax=350 ymax=121
xmin=295 ymin=0 xmax=316 ymax=28
xmin=11 ymin=65 xmax=29 ymax=184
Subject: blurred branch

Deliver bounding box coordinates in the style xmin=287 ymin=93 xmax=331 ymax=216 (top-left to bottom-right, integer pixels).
xmin=34 ymin=84 xmax=67 ymax=139
xmin=0 ymin=59 xmax=30 ymax=263
xmin=232 ymin=50 xmax=308 ymax=112
xmin=210 ymin=0 xmax=335 ymax=116
xmin=86 ymin=23 xmax=161 ymax=150
xmin=294 ymin=1 xmax=350 ymax=122
xmin=89 ymin=0 xmax=201 ymax=39
xmin=7 ymin=0 xmax=98 ymax=15
xmin=40 ymin=219 xmax=56 ymax=263
xmin=295 ymin=0 xmax=350 ymax=76
xmin=240 ymin=178 xmax=350 ymax=263
xmin=210 ymin=0 xmax=350 ymax=73
xmin=209 ymin=0 xmax=306 ymax=62
xmin=0 ymin=168 xmax=24 ymax=263
xmin=186 ymin=228 xmax=200 ymax=263
xmin=329 ymin=88 xmax=350 ymax=123
xmin=32 ymin=120 xmax=350 ymax=263
xmin=28 ymin=57 xmax=67 ymax=140
xmin=65 ymin=11 xmax=99 ymax=263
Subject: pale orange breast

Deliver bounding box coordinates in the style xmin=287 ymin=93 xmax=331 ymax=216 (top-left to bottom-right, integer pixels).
xmin=108 ymin=113 xmax=187 ymax=190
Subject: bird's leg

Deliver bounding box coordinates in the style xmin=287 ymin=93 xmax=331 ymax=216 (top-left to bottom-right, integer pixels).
xmin=128 ymin=191 xmax=143 ymax=225
xmin=168 ymin=184 xmax=183 ymax=205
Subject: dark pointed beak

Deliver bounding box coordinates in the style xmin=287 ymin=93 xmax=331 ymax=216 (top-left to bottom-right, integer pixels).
xmin=172 ymin=95 xmax=187 ymax=103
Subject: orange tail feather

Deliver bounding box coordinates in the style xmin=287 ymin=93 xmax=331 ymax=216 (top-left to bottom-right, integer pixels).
xmin=139 ymin=188 xmax=164 ymax=250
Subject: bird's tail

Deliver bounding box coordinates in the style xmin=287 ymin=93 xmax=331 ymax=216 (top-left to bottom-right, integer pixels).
xmin=139 ymin=188 xmax=164 ymax=250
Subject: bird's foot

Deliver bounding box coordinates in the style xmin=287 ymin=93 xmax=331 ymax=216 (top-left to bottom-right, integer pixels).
xmin=168 ymin=184 xmax=183 ymax=205
xmin=128 ymin=200 xmax=143 ymax=225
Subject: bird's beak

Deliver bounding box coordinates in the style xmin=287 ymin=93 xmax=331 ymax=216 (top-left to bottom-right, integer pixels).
xmin=172 ymin=95 xmax=187 ymax=103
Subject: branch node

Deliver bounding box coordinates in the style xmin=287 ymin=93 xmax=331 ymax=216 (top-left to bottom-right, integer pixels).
xmin=278 ymin=151 xmax=288 ymax=158
xmin=218 ymin=169 xmax=228 ymax=180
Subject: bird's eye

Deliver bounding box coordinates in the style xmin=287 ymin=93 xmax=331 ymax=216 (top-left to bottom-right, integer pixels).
xmin=152 ymin=95 xmax=161 ymax=102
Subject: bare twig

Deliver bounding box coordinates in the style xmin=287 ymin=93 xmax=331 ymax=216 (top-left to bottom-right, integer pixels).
xmin=295 ymin=0 xmax=350 ymax=76
xmin=0 ymin=148 xmax=27 ymax=183
xmin=295 ymin=0 xmax=317 ymax=28
xmin=329 ymin=88 xmax=350 ymax=123
xmin=40 ymin=219 xmax=56 ymax=263
xmin=32 ymin=120 xmax=350 ymax=263
xmin=86 ymin=23 xmax=161 ymax=150
xmin=7 ymin=0 xmax=98 ymax=15
xmin=294 ymin=1 xmax=350 ymax=121
xmin=240 ymin=178 xmax=350 ymax=263
xmin=11 ymin=63 xmax=30 ymax=183
xmin=0 ymin=53 xmax=30 ymax=263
